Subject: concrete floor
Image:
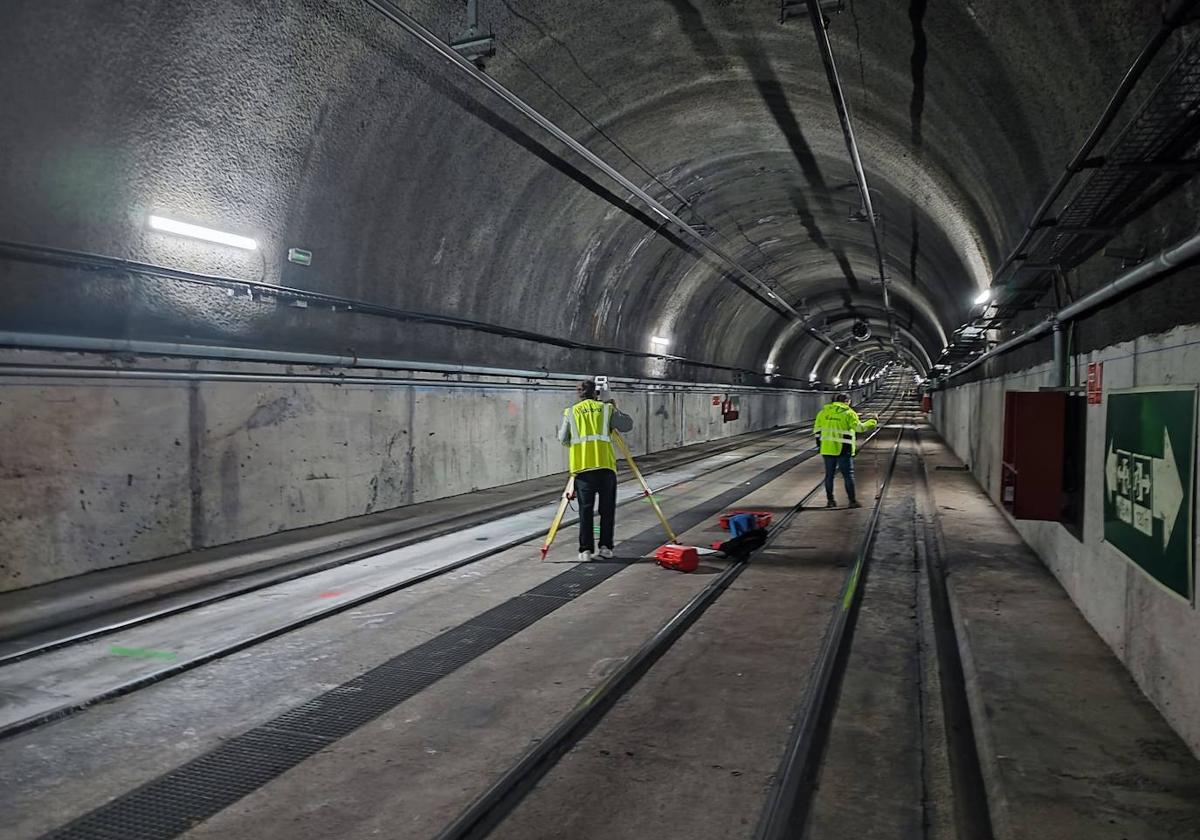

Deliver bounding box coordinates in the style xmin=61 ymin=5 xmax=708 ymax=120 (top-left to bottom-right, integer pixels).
xmin=920 ymin=435 xmax=1200 ymax=840
xmin=4 ymin=413 xmax=1200 ymax=840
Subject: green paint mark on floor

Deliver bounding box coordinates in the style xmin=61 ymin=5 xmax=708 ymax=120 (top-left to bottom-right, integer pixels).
xmin=109 ymin=645 xmax=178 ymax=660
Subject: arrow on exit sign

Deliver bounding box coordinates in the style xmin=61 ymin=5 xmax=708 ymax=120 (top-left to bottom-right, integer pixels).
xmin=1106 ymin=427 xmax=1184 ymax=549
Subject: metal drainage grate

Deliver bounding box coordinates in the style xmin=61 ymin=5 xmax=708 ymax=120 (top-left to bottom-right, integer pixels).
xmin=468 ymin=593 xmax=566 ymax=632
xmin=43 ymin=563 xmax=625 ymax=840
xmin=934 ymin=465 xmax=971 ymax=471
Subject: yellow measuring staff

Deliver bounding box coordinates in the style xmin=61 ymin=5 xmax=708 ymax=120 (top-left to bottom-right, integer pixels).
xmin=539 ymin=475 xmax=576 ymax=561
xmin=612 ymin=431 xmax=678 ymax=544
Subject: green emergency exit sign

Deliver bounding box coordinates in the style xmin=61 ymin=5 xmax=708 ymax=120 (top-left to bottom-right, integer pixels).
xmin=1103 ymin=386 xmax=1196 ymax=601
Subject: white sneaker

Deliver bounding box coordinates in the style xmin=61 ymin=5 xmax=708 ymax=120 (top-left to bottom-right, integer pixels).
xmin=598 ymin=547 xmax=614 ymax=559
xmin=578 ymin=551 xmax=593 ymax=562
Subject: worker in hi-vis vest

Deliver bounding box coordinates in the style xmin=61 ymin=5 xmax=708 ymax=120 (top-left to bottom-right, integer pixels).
xmin=558 ymin=380 xmax=634 ymax=561
xmin=813 ymin=392 xmax=877 ymax=509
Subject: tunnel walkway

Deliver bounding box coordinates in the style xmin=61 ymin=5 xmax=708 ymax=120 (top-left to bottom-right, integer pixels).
xmin=1 ymin=394 xmax=1198 ymax=840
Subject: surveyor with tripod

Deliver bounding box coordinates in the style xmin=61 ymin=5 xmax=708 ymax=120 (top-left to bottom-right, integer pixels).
xmin=558 ymin=380 xmax=634 ymax=561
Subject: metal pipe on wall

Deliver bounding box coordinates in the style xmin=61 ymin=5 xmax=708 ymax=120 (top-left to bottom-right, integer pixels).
xmin=0 ymin=332 xmax=873 ymax=396
xmin=1052 ymin=321 xmax=1066 ymax=388
xmin=944 ymin=228 xmax=1200 ymax=382
xmin=0 ymin=240 xmax=756 ymax=378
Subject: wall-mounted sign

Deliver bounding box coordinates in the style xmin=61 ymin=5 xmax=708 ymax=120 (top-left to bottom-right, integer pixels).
xmin=1103 ymin=386 xmax=1196 ymax=601
xmin=1087 ymin=362 xmax=1104 ymax=405
xmin=721 ymin=395 xmax=740 ymax=422
xmin=287 ymin=247 xmax=313 ymax=266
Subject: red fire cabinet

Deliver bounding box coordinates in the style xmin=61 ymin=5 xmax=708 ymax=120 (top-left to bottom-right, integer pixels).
xmin=1001 ymin=391 xmax=1066 ymax=520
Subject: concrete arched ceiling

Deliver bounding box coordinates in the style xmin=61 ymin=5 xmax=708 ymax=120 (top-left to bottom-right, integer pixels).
xmin=0 ymin=0 xmax=1157 ymax=379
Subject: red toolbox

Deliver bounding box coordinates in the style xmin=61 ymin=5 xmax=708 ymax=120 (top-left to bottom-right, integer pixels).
xmin=655 ymin=544 xmax=699 ymax=573
xmin=717 ymin=510 xmax=773 ymax=530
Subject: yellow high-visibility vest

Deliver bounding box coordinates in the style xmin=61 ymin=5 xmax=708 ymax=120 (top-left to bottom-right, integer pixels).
xmin=813 ymin=401 xmax=876 ymax=456
xmin=565 ymin=399 xmax=616 ymax=474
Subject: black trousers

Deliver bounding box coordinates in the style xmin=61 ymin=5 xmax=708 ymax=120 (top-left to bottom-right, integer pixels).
xmin=823 ymin=453 xmax=856 ymax=502
xmin=575 ymin=468 xmax=617 ymax=552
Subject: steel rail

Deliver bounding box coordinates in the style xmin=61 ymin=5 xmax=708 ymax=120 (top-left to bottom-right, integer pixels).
xmin=353 ymin=0 xmax=861 ymax=362
xmin=755 ymin=419 xmax=908 ymax=839
xmin=0 ymin=424 xmax=821 ymax=670
xmin=802 ymin=0 xmax=898 ymax=352
xmin=433 ymin=396 xmax=906 ymax=840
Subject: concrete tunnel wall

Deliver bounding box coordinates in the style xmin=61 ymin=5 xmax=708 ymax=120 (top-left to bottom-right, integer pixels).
xmin=932 ymin=322 xmax=1200 ymax=758
xmin=0 ymin=347 xmax=876 ymax=592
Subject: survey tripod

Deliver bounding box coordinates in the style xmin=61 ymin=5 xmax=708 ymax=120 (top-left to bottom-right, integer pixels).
xmin=539 ymin=430 xmax=678 ymax=561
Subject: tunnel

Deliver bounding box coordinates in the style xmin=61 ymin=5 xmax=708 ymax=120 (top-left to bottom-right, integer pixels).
xmin=2 ymin=1 xmax=1200 ymax=837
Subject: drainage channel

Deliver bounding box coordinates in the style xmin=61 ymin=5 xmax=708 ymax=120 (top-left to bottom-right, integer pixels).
xmin=432 ymin=413 xmax=909 ymax=840
xmin=912 ymin=427 xmax=995 ymax=840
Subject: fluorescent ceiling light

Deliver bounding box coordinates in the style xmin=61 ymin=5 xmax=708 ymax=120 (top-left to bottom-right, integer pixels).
xmin=650 ymin=335 xmax=670 ymax=347
xmin=149 ymin=214 xmax=257 ymax=250
xmin=973 ymin=289 xmax=991 ymax=306
xmin=809 ymin=371 xmax=818 ymax=381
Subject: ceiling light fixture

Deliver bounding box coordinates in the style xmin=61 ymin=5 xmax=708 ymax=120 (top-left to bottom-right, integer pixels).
xmin=148 ymin=214 xmax=257 ymax=250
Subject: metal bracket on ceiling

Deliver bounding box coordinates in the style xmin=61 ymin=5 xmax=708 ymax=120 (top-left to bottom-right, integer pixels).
xmin=848 ymin=205 xmax=880 ymax=224
xmin=780 ymin=0 xmax=843 ymax=24
xmin=450 ymin=0 xmax=495 ymax=68
xmin=1103 ymin=244 xmax=1147 ymax=268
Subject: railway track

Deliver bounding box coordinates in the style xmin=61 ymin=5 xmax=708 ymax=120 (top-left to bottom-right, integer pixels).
xmin=434 ymin=391 xmax=921 ymax=840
